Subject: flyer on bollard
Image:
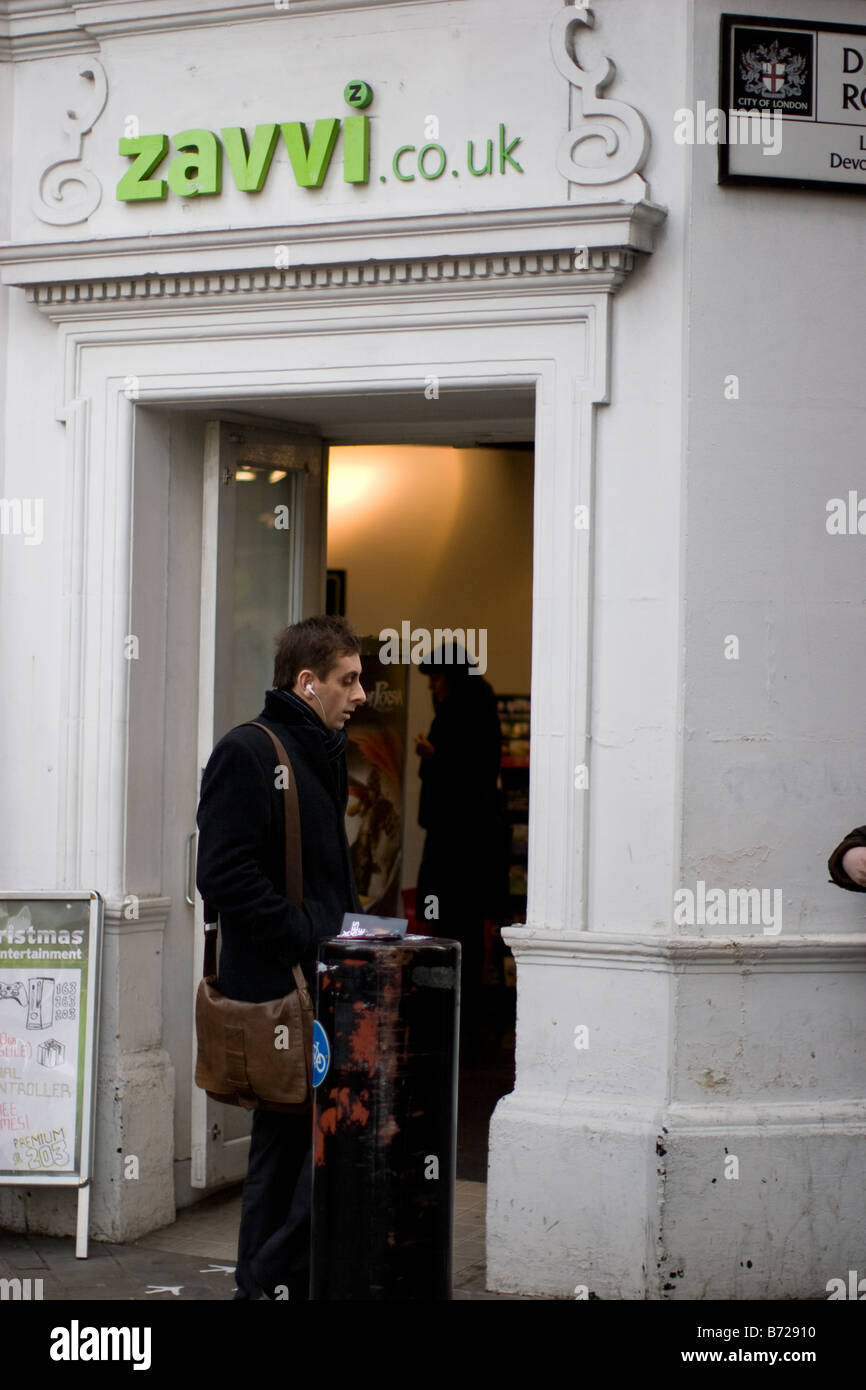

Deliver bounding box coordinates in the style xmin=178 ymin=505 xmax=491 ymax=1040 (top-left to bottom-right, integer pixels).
xmin=338 ymin=912 xmax=409 ymax=939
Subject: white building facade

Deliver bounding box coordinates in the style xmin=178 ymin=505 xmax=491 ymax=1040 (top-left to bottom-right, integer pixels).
xmin=0 ymin=0 xmax=863 ymax=1299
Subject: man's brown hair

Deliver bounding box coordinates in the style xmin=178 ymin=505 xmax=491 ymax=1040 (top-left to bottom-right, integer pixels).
xmin=273 ymin=615 xmax=361 ymax=690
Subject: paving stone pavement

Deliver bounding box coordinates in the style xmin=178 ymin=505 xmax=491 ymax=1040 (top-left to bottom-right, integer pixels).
xmin=0 ymin=1180 xmax=553 ymax=1301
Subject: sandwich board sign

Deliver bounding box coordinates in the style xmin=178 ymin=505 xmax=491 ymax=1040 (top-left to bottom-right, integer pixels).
xmin=0 ymin=892 xmax=103 ymax=1257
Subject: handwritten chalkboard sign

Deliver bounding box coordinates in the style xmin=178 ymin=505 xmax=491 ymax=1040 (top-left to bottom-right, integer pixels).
xmin=0 ymin=892 xmax=103 ymax=1256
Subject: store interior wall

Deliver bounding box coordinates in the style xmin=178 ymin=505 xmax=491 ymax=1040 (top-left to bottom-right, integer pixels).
xmin=326 ymin=444 xmax=533 ymax=898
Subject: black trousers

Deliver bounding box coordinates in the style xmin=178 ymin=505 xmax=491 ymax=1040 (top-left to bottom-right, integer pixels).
xmin=234 ymin=1109 xmax=313 ymax=1300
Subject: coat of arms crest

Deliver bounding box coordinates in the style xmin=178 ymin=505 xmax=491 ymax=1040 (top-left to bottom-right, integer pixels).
xmin=740 ymin=40 xmax=807 ymax=99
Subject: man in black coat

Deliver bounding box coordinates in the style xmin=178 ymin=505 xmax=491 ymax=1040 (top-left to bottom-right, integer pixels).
xmin=196 ymin=615 xmax=365 ymax=1300
xmin=414 ymin=645 xmax=508 ymax=1062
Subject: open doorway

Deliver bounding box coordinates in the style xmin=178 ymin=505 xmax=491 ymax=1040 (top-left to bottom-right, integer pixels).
xmin=142 ymin=383 xmax=537 ymax=1213
xmin=128 ymin=376 xmax=540 ymax=1293
xmin=326 ymin=443 xmax=534 ymax=1182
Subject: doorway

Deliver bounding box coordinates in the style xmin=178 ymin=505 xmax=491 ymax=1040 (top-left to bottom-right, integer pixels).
xmin=134 ymin=383 xmax=537 ymax=1209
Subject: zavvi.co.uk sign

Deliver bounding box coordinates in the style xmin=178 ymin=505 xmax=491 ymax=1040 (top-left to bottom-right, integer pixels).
xmin=116 ymin=81 xmax=524 ymax=201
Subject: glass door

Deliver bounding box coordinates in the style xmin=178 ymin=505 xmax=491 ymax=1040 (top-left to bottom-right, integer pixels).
xmin=191 ymin=419 xmax=327 ymax=1190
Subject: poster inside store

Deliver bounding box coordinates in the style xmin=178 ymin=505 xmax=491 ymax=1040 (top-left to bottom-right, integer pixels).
xmin=344 ymin=641 xmax=408 ymax=919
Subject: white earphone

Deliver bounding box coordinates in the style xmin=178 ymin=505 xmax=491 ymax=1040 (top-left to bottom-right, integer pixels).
xmin=305 ymin=680 xmax=328 ymax=721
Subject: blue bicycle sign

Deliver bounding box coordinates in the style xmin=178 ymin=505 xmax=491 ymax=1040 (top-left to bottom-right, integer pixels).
xmin=312 ymin=1019 xmax=330 ymax=1087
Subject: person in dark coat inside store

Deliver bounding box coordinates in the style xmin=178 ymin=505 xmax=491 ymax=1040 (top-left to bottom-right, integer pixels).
xmin=827 ymin=824 xmax=866 ymax=891
xmin=196 ymin=615 xmax=365 ymax=1300
xmin=414 ymin=643 xmax=509 ymax=1061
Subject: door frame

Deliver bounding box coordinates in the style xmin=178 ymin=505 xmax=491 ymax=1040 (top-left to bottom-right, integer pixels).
xmin=117 ymin=344 xmax=598 ymax=1206
xmin=24 ymin=241 xmax=647 ymax=1231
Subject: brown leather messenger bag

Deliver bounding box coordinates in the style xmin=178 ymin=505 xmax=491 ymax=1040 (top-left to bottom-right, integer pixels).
xmin=194 ymin=722 xmax=314 ymax=1114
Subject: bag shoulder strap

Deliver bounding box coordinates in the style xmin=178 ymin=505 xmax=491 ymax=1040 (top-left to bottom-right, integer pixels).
xmin=202 ymin=720 xmax=307 ymax=996
xmin=244 ymin=721 xmax=303 ymax=908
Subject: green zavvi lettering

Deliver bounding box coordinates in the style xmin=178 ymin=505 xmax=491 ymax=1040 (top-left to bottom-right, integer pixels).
xmin=280 ymin=119 xmax=340 ymax=188
xmin=342 ymin=114 xmax=370 ymax=183
xmin=221 ymin=125 xmax=279 ymax=192
xmin=117 ymin=134 xmax=169 ymax=201
xmin=167 ymin=129 xmax=222 ymax=196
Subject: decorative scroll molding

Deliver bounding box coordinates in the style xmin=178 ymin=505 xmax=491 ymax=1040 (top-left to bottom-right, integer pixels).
xmin=32 ymin=57 xmax=107 ymax=225
xmin=550 ymin=3 xmax=649 ymax=196
xmin=23 ymin=245 xmax=638 ymax=311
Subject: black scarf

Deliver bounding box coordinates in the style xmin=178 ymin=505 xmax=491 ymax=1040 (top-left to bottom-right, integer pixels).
xmin=270 ymin=687 xmax=348 ymax=765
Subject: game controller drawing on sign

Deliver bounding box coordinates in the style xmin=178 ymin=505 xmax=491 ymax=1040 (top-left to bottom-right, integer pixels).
xmin=1 ymin=977 xmax=55 ymax=1027
xmin=0 ymin=979 xmax=67 ymax=1065
xmin=0 ymin=978 xmax=69 ymax=1073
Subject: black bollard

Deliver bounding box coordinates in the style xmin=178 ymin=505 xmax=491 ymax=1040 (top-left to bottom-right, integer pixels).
xmin=310 ymin=934 xmax=460 ymax=1300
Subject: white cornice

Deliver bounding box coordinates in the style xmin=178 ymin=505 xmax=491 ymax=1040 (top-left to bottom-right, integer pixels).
xmin=0 ymin=200 xmax=667 ymax=286
xmin=18 ymin=245 xmax=637 ymax=316
xmin=0 ymin=1 xmax=93 ymax=59
xmin=103 ymin=895 xmax=171 ymax=933
xmin=0 ymin=0 xmax=444 ymax=58
xmin=502 ymin=928 xmax=866 ymax=972
xmin=74 ymin=0 xmax=438 ymax=40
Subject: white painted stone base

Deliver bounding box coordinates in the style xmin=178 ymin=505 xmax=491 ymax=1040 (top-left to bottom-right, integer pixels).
xmin=657 ymin=1109 xmax=866 ymax=1300
xmin=486 ymin=932 xmax=866 ymax=1299
xmin=488 ymin=1094 xmax=660 ymax=1299
xmin=488 ymin=1095 xmax=866 ymax=1299
xmin=90 ymin=1048 xmax=176 ymax=1242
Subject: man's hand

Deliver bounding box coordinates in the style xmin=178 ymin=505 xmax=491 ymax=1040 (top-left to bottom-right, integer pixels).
xmin=414 ymin=735 xmax=435 ymax=761
xmin=841 ymin=845 xmax=866 ymax=886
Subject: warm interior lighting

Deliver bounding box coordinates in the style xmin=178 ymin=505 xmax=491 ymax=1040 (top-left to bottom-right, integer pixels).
xmin=327 ymin=460 xmax=382 ymax=514
xmin=269 ymin=469 xmax=287 ymax=484
xmin=235 ymin=468 xmax=256 ymax=482
xmin=327 ymin=446 xmax=466 ymax=578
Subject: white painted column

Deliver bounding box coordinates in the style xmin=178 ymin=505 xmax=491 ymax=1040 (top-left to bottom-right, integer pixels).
xmin=91 ymin=901 xmax=175 ymax=1240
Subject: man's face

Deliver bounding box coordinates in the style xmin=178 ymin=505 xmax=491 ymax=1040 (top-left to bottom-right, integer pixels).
xmin=303 ymin=653 xmax=365 ymax=730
